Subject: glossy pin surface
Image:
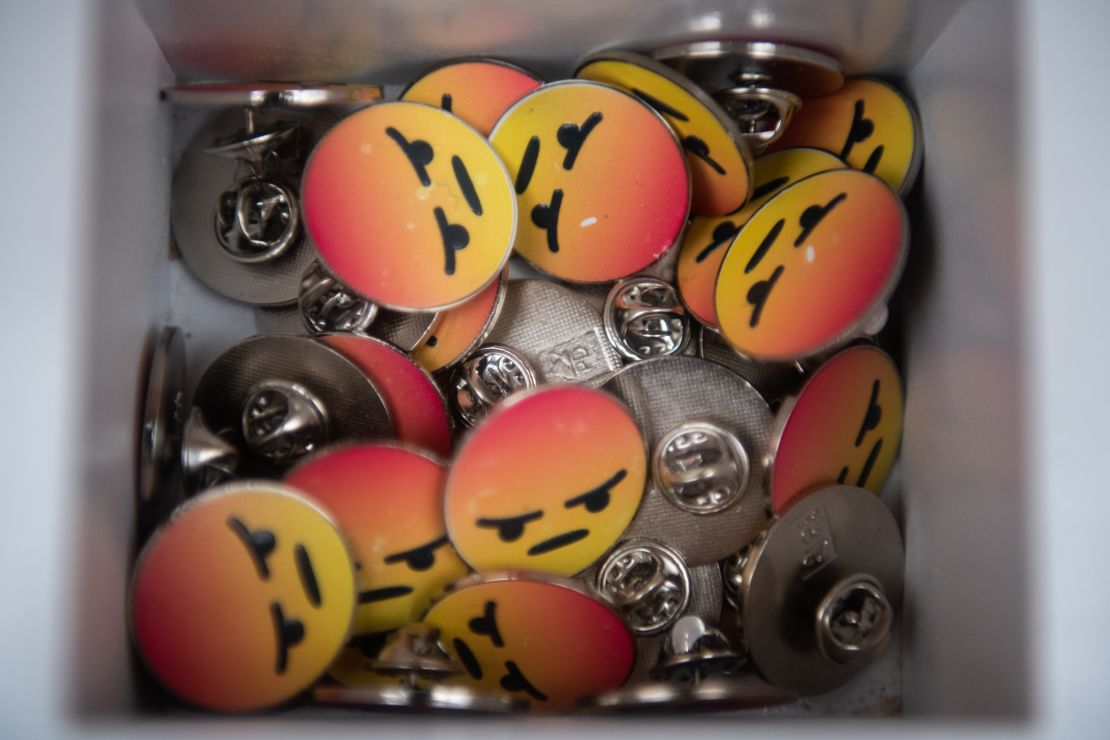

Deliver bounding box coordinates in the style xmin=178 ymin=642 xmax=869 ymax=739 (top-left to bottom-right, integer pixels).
xmin=302 ymin=101 xmax=517 ymax=311
xmin=769 ymin=345 xmax=904 ymax=515
xmin=424 ymin=573 xmax=634 ymax=711
xmin=445 ymin=385 xmax=647 ymax=575
xmin=286 ymin=444 xmax=467 ymax=635
xmin=715 ymin=169 xmax=906 ymax=361
xmin=676 ymin=147 xmax=845 ymax=326
xmin=575 ymin=51 xmax=751 ymax=216
xmin=489 ymin=81 xmax=690 ymax=283
xmin=771 ymin=77 xmax=923 ymax=196
xmin=129 ymin=482 xmax=356 ymax=711
xmin=401 ymin=58 xmax=544 ymax=136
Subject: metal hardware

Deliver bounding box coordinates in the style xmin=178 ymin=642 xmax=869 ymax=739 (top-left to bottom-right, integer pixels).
xmin=181 ymin=407 xmax=239 ymax=493
xmin=596 ymin=540 xmax=691 ymax=636
xmin=651 ymin=615 xmax=743 ymax=683
xmin=312 ymin=684 xmax=525 ymax=714
xmin=299 ymin=261 xmax=378 ymax=335
xmin=600 ymin=356 xmax=773 ymax=564
xmin=191 ymin=335 xmax=391 ymax=479
xmin=604 ymin=277 xmax=692 ymax=361
xmin=240 ymin=380 xmax=329 ymax=464
xmin=653 ymin=41 xmax=844 ymax=150
xmin=652 ymin=420 xmax=750 ymax=515
xmin=450 ymin=344 xmax=538 ymax=428
xmin=138 ymin=327 xmax=186 ymax=509
xmin=729 ymin=485 xmax=904 ymax=696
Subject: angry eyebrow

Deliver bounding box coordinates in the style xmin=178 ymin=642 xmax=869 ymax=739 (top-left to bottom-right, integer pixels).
xmin=468 ymin=600 xmax=504 ymax=648
xmin=476 ymin=510 xmax=544 ymax=543
xmin=385 ymin=126 xmax=434 ymax=186
xmin=556 ymin=112 xmax=603 ymax=170
xmin=565 ymin=468 xmax=627 ymax=512
xmin=631 ymin=88 xmax=689 ymax=121
xmin=383 ymin=535 xmax=450 ymax=572
xmin=227 ymin=517 xmax=276 ymax=580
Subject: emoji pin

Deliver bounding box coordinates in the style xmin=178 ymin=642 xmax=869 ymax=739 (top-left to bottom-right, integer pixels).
xmin=676 ymin=147 xmax=845 ymax=326
xmin=129 ymin=481 xmax=356 ymax=711
xmin=424 ymin=572 xmax=635 ymax=711
xmin=320 ymin=334 xmax=453 ymax=458
xmin=715 ymin=169 xmax=907 ymax=361
xmin=412 ymin=266 xmax=508 ymax=373
xmin=286 ymin=444 xmax=469 ymax=636
xmin=489 ymin=80 xmax=691 ymax=283
xmin=445 ymin=385 xmax=647 ymax=575
xmin=401 ymin=58 xmax=544 ymax=137
xmin=575 ymin=50 xmax=752 ymax=216
xmin=771 ymin=77 xmax=923 ymax=196
xmin=302 ymin=101 xmax=517 ymax=312
xmin=768 ymin=344 xmax=904 ymax=515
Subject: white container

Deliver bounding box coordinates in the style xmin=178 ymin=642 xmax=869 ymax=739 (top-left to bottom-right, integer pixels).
xmin=2 ymin=0 xmax=1109 ymax=735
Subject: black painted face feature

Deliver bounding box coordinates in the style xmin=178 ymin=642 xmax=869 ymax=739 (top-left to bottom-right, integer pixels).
xmin=454 ymin=637 xmax=483 ymax=679
xmin=477 ymin=510 xmax=544 ymax=543
xmin=564 ymin=469 xmax=627 ymax=513
xmin=526 ymin=529 xmax=589 ymax=557
xmin=500 ymin=660 xmax=548 ymax=702
xmin=269 ymin=601 xmax=305 ymax=675
xmin=385 ymin=126 xmax=435 ymax=186
xmin=383 ymin=535 xmax=451 ymax=573
xmin=468 ymin=600 xmax=505 ymax=647
xmin=228 ymin=516 xmax=276 ymax=580
xmin=357 ymin=585 xmax=414 ymax=604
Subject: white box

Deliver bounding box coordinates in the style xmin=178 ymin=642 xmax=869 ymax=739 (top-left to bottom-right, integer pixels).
xmin=3 ymin=0 xmax=1109 ymax=735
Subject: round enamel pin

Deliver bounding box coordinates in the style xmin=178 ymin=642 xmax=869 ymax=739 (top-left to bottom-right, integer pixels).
xmin=423 ymin=572 xmax=634 ymax=711
xmin=768 ymin=344 xmax=904 ymax=515
xmin=129 ymin=481 xmax=356 ymax=711
xmin=412 ymin=266 xmax=508 ymax=373
xmin=445 ymin=385 xmax=647 ymax=576
xmin=401 ymin=58 xmax=544 ymax=136
xmin=302 ymin=101 xmax=517 ymax=311
xmin=771 ymin=77 xmax=923 ymax=196
xmin=489 ymin=80 xmax=690 ymax=283
xmin=714 ymin=169 xmax=907 ymax=361
xmin=575 ymin=50 xmax=751 ymax=216
xmin=320 ymin=334 xmax=453 ymax=458
xmin=676 ymin=147 xmax=845 ymax=326
xmin=285 ymin=444 xmax=468 ymax=636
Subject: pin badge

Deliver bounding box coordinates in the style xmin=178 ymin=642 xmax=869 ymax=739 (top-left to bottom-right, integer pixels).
xmin=603 ymin=277 xmax=692 ymax=361
xmin=286 ymin=444 xmax=468 ymax=636
xmin=489 ymin=80 xmax=691 ymax=283
xmin=401 ymin=58 xmax=544 ymax=136
xmin=600 ymin=356 xmax=773 ymax=565
xmin=137 ymin=327 xmax=186 ymax=523
xmin=697 ymin=326 xmax=806 ymax=405
xmin=320 ymin=334 xmax=453 ymax=458
xmin=445 ymin=385 xmax=647 ymax=576
xmin=423 ymin=572 xmax=635 ymax=711
xmin=449 ymin=344 xmax=538 ymax=429
xmin=770 ymin=77 xmax=924 ymax=196
xmin=767 ymin=344 xmax=904 ymax=515
xmin=299 ymin=261 xmax=378 ymax=335
xmin=714 ymin=168 xmax=908 ymax=362
xmin=575 ymin=50 xmax=752 ymax=216
xmin=412 ymin=267 xmax=508 ymax=373
xmin=169 ymin=91 xmax=339 ymax=305
xmin=129 ymin=481 xmax=357 ymax=711
xmin=302 ymin=101 xmax=517 ymax=312
xmin=653 ymin=41 xmax=844 ymax=151
xmin=725 ymin=485 xmax=904 ymax=696
xmin=676 ymin=147 xmax=846 ymax=327
xmin=483 ymin=279 xmax=622 ymax=386
xmin=191 ymin=335 xmax=392 ymax=479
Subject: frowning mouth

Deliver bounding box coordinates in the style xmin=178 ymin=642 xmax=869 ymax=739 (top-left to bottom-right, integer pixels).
xmin=358 ymin=585 xmax=413 ymax=603
xmin=527 ymin=529 xmax=589 ymax=556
